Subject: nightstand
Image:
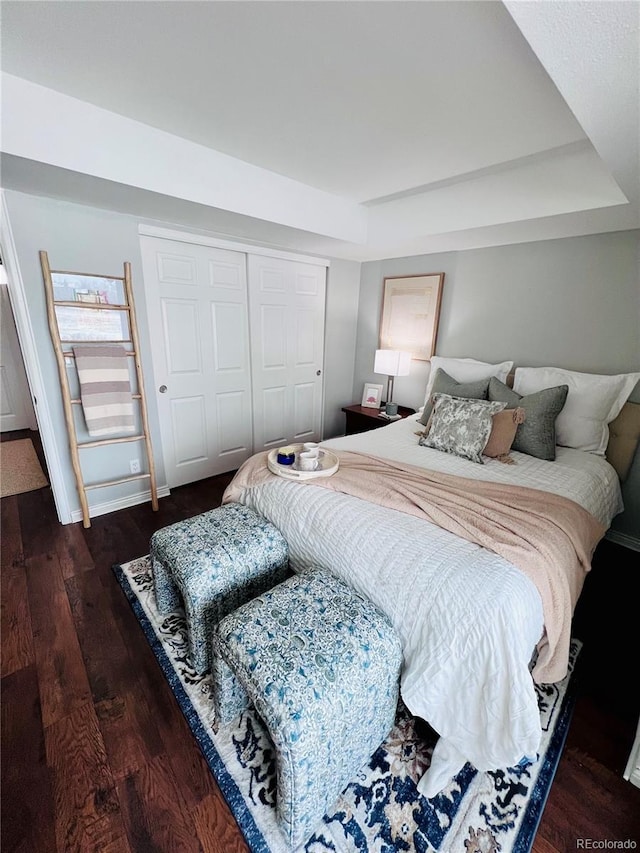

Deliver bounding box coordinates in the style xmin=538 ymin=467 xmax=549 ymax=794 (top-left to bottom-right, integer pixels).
xmin=341 ymin=404 xmax=416 ymax=436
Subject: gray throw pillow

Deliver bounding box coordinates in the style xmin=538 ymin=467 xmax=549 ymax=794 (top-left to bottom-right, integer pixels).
xmin=487 ymin=377 xmax=569 ymax=461
xmin=418 ymin=369 xmax=490 ymax=426
xmin=419 ymin=394 xmax=507 ymax=464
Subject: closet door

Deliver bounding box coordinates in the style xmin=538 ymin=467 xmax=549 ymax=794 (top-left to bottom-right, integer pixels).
xmin=140 ymin=237 xmax=253 ymax=487
xmin=248 ymin=255 xmax=326 ymax=452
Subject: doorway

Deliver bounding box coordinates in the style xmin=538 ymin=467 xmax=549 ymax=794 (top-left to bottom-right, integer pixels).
xmin=0 ymin=257 xmax=50 ymax=497
xmin=1 ymin=274 xmax=36 ymax=433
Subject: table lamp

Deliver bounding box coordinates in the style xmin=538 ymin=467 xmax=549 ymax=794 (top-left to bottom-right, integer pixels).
xmin=374 ymin=349 xmax=411 ymax=414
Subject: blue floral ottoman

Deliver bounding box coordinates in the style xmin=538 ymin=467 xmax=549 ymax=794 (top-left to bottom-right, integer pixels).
xmin=213 ymin=569 xmax=402 ymax=849
xmin=150 ymin=503 xmax=289 ymax=674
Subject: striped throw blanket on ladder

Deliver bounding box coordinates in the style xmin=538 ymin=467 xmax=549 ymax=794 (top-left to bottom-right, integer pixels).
xmin=73 ymin=345 xmax=135 ymax=437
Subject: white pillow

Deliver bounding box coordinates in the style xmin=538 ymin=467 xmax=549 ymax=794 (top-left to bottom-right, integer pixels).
xmin=423 ymin=357 xmax=513 ymax=407
xmin=514 ymin=366 xmax=640 ymax=455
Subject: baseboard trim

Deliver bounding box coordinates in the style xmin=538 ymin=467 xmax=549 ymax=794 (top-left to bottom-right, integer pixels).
xmin=70 ymin=485 xmax=170 ymax=524
xmin=605 ymin=529 xmax=640 ymax=552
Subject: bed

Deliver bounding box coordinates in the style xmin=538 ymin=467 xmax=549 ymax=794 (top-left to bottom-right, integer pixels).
xmin=222 ymin=409 xmax=627 ymax=797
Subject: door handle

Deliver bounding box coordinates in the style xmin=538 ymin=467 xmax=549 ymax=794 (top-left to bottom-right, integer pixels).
xmin=316 ymin=370 xmax=322 ymax=376
xmin=159 ymin=385 xmax=167 ymax=393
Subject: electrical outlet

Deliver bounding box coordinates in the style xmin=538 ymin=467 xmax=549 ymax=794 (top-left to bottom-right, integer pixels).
xmin=129 ymin=458 xmax=141 ymax=474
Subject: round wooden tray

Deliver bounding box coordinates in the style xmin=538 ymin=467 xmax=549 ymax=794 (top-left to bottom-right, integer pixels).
xmin=267 ymin=445 xmax=340 ymax=481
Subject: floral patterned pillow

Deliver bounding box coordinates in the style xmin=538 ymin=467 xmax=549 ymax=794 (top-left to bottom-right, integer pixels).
xmin=419 ymin=394 xmax=507 ymax=463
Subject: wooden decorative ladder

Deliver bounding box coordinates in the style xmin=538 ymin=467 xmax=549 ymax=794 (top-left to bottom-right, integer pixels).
xmin=40 ymin=251 xmax=158 ymax=528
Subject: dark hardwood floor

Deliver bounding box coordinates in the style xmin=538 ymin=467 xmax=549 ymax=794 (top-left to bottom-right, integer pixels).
xmin=2 ymin=430 xmax=639 ymax=852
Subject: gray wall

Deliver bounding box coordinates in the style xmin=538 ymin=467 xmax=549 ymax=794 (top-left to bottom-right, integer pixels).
xmin=4 ymin=190 xmax=360 ymax=521
xmin=354 ymin=231 xmax=640 ymax=540
xmin=323 ymin=258 xmax=361 ymax=439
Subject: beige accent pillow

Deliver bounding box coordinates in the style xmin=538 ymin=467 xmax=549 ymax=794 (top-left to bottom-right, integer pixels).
xmin=606 ymin=401 xmax=640 ymax=481
xmin=483 ymin=408 xmax=526 ymax=461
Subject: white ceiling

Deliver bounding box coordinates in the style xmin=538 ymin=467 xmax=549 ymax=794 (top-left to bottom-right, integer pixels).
xmin=0 ymin=0 xmax=587 ymax=201
xmin=1 ymin=0 xmax=638 ymax=260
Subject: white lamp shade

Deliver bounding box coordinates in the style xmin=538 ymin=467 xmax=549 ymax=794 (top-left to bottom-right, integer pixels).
xmin=374 ymin=349 xmax=411 ymax=377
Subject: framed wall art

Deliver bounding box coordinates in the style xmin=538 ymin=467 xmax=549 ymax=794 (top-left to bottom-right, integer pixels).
xmin=379 ymin=273 xmax=445 ymax=361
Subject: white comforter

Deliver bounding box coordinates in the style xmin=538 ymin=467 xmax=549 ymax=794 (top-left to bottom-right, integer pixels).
xmin=230 ymin=415 xmax=623 ymax=796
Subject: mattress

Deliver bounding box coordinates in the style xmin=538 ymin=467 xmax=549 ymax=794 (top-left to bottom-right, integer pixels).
xmin=325 ymin=413 xmax=623 ymax=527
xmin=229 ymin=416 xmax=623 ymax=797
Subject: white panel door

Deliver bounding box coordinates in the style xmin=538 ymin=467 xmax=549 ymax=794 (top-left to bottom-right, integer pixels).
xmin=248 ymin=255 xmax=326 ymax=452
xmin=0 ymin=284 xmax=36 ymax=432
xmin=140 ymin=238 xmax=252 ymax=487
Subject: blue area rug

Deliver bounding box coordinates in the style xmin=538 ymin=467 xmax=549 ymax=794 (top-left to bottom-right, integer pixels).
xmin=114 ymin=556 xmax=580 ymax=853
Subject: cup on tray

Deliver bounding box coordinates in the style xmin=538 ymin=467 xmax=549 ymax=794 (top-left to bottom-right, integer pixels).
xmin=298 ymin=450 xmax=319 ymax=471
xmin=303 ymin=442 xmax=320 ymax=457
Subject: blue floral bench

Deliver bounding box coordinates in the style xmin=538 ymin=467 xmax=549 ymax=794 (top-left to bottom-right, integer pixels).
xmin=150 ymin=503 xmax=289 ymax=674
xmin=213 ymin=569 xmax=402 ymax=849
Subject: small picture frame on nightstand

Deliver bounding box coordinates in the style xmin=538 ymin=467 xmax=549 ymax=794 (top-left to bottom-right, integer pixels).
xmin=361 ymin=383 xmax=383 ymax=408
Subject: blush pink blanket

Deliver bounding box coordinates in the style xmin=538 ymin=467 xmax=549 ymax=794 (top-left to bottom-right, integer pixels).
xmin=224 ymin=450 xmax=605 ymax=683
